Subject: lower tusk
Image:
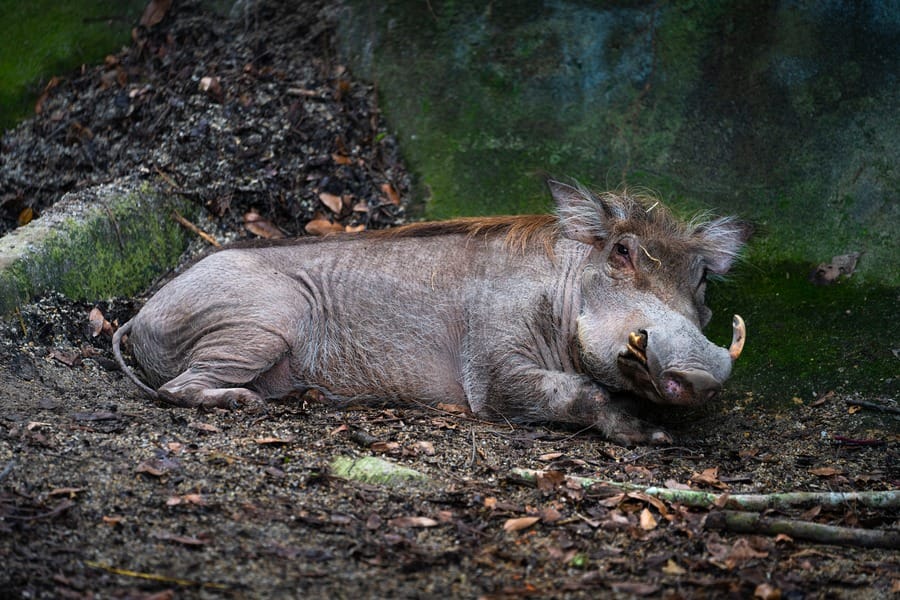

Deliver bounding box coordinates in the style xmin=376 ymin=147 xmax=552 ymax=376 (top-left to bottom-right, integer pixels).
xmin=729 ymin=314 xmax=746 ymax=361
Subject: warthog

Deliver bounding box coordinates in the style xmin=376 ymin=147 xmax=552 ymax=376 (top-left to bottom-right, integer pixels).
xmin=114 ymin=181 xmax=748 ymax=444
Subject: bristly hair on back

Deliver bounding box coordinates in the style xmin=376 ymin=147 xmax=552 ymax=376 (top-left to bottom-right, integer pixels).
xmin=372 ymin=214 xmax=560 ymax=255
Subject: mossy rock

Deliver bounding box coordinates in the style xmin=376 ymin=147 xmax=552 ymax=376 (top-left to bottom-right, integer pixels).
xmin=0 ymin=178 xmax=196 ymax=315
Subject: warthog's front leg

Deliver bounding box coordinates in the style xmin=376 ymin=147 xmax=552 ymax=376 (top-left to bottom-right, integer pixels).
xmin=486 ymin=365 xmax=671 ymax=446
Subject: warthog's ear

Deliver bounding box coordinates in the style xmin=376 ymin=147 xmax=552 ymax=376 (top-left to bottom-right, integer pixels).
xmin=693 ymin=217 xmax=752 ymax=274
xmin=548 ymin=180 xmax=625 ymax=245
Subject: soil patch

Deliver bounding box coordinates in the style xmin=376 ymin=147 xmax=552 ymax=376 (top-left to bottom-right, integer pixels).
xmin=1 ymin=1 xmax=897 ymax=598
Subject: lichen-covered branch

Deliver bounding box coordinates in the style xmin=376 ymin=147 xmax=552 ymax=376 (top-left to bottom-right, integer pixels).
xmin=510 ymin=468 xmax=900 ymax=510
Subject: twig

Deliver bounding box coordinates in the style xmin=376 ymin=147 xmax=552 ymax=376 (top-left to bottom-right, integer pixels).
xmin=171 ymin=210 xmax=221 ymax=248
xmin=153 ymin=164 xmax=181 ymax=190
xmin=706 ymin=510 xmax=900 ymax=549
xmin=466 ymin=427 xmax=477 ymax=468
xmin=510 ymin=468 xmax=900 ymax=510
xmin=845 ymin=398 xmax=900 ymax=415
xmin=84 ymin=560 xmax=228 ymax=589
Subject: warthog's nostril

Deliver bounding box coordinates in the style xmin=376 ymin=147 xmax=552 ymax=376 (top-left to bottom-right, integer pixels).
xmin=660 ymin=369 xmax=722 ymax=404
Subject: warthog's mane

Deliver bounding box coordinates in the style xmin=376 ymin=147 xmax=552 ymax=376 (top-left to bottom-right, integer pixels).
xmin=228 ymin=188 xmax=736 ymax=260
xmin=372 ymin=214 xmax=560 ymax=254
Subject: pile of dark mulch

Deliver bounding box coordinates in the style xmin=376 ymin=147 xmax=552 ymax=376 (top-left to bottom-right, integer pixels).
xmin=0 ymin=0 xmax=410 ymax=237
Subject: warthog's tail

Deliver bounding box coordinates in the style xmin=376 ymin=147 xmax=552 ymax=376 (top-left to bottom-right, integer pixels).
xmin=112 ymin=319 xmax=159 ymax=399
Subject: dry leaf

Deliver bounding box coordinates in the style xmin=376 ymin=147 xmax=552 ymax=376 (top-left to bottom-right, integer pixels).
xmin=539 ymin=507 xmax=562 ymax=523
xmin=244 ymin=211 xmax=285 ymax=239
xmin=50 ymin=349 xmax=81 ymax=367
xmin=352 ymin=201 xmax=369 ymax=213
xmin=88 ymin=307 xmax=114 ymax=338
xmin=538 ymin=452 xmax=563 ymax=461
xmin=102 ymin=515 xmax=124 ymax=525
xmin=812 ymin=390 xmax=836 ymax=406
xmin=503 ymin=516 xmax=540 ymax=532
xmin=639 ymin=508 xmax=657 ymax=530
xmin=318 ymin=192 xmax=343 ymax=213
xmin=662 ymin=559 xmax=686 ymax=575
xmin=691 ymin=467 xmax=728 ymax=489
xmin=483 ymin=497 xmax=498 ymax=509
xmin=811 ymin=251 xmax=861 ymax=285
xmin=754 ymin=583 xmax=782 ymax=599
xmin=166 ymin=493 xmax=206 ymax=507
xmin=135 ymin=460 xmax=168 ymax=477
xmin=331 ymin=153 xmax=352 ymax=165
xmin=381 ymin=182 xmax=401 ymax=205
xmin=707 ymin=538 xmax=769 ymax=569
xmin=410 ymin=441 xmax=435 ymax=456
xmin=436 ymin=402 xmax=470 ymax=415
xmin=389 ymin=516 xmax=438 ymax=528
xmin=345 ymin=224 xmax=366 ymax=233
xmin=305 ymin=218 xmax=344 ymax=236
xmin=370 ymin=441 xmax=401 ymax=454
xmin=188 ymin=421 xmax=220 ymax=434
xmin=140 ymin=0 xmax=173 ymax=27
xmin=48 ymin=487 xmax=85 ymax=497
xmin=664 ymin=479 xmax=693 ymax=491
xmin=34 ymin=76 xmax=61 ymax=115
xmin=18 ymin=207 xmax=34 ymax=226
xmin=535 ymin=470 xmax=565 ymax=492
xmin=255 ymin=436 xmax=296 ymax=445
xmin=809 ymin=467 xmax=842 ymax=477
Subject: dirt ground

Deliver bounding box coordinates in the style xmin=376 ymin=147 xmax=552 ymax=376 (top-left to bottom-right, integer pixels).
xmin=1 ymin=1 xmax=898 ymax=598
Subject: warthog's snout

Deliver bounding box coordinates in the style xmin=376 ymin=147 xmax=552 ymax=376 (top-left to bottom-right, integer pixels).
xmin=621 ymin=315 xmax=746 ymax=406
xmin=660 ymin=368 xmax=722 ymax=403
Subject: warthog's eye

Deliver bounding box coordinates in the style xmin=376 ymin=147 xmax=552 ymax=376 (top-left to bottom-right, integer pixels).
xmin=611 ymin=242 xmax=634 ymax=271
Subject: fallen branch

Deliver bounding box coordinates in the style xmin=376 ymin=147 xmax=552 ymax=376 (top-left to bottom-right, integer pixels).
xmin=171 ymin=210 xmax=221 ymax=248
xmin=511 ymin=468 xmax=900 ymax=549
xmin=706 ymin=510 xmax=900 ymax=549
xmin=510 ymin=468 xmax=900 ymax=510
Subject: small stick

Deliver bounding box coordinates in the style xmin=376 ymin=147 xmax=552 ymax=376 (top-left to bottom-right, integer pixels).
xmin=85 ymin=560 xmax=228 ymax=590
xmin=171 ymin=210 xmax=221 ymax=248
xmin=153 ymin=164 xmax=181 ymax=190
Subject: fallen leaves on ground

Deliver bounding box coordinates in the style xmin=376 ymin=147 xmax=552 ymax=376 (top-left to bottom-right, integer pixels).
xmin=244 ymin=211 xmax=285 ymax=239
xmin=305 ymin=218 xmax=344 ymax=236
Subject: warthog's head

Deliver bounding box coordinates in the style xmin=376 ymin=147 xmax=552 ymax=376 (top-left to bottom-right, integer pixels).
xmin=551 ymin=181 xmax=749 ymax=406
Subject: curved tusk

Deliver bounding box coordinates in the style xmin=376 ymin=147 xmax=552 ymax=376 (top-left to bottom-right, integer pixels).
xmin=729 ymin=314 xmax=746 ymax=361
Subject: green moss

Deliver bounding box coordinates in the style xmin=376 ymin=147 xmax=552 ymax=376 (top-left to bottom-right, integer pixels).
xmin=40 ymin=198 xmax=190 ymax=300
xmin=707 ymin=262 xmax=898 ymax=405
xmin=0 ymin=0 xmax=146 ymax=130
xmin=0 ymin=185 xmax=196 ymax=314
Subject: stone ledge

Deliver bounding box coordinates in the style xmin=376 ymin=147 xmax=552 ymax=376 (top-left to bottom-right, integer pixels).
xmin=0 ymin=177 xmax=196 ymax=315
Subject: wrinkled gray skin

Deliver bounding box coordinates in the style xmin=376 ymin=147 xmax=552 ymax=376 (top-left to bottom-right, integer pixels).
xmin=114 ymin=181 xmax=749 ymax=445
